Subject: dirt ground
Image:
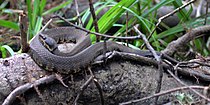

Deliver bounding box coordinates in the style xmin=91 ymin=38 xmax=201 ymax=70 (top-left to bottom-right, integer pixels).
xmin=0 ymin=54 xmax=204 ymax=105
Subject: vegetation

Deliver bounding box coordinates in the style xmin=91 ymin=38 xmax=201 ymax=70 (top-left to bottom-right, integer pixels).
xmin=0 ymin=0 xmax=209 ymax=58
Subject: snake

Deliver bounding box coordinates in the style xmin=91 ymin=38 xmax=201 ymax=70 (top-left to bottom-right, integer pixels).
xmin=29 ymin=27 xmax=175 ymax=74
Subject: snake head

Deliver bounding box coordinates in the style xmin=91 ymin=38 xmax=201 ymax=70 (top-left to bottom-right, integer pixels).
xmin=39 ymin=33 xmax=58 ymax=52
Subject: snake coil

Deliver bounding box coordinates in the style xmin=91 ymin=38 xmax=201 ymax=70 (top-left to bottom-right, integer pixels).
xmin=30 ymin=27 xmax=167 ymax=74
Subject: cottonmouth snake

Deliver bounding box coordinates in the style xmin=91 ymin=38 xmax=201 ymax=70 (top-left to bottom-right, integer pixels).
xmin=29 ymin=27 xmax=173 ymax=74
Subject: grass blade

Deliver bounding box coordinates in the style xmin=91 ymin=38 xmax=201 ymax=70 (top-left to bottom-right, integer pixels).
xmin=32 ymin=0 xmax=40 ymax=28
xmin=39 ymin=0 xmax=47 ymax=15
xmin=172 ymin=0 xmax=191 ymax=21
xmin=114 ymin=0 xmax=174 ymax=38
xmin=42 ymin=0 xmax=73 ymax=16
xmin=0 ymin=19 xmax=19 ymax=30
xmin=142 ymin=0 xmax=174 ymax=17
xmin=34 ymin=17 xmax=43 ymax=35
xmin=90 ymin=0 xmax=137 ymax=43
xmin=26 ymin=0 xmax=33 ymax=37
xmin=0 ymin=45 xmax=15 ymax=58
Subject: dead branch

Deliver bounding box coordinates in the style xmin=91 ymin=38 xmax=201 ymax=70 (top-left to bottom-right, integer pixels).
xmin=0 ymin=52 xmax=210 ymax=103
xmin=167 ymin=69 xmax=210 ymax=102
xmin=162 ymin=25 xmax=210 ymax=56
xmin=2 ymin=75 xmax=56 ymax=105
xmin=19 ymin=12 xmax=29 ymax=53
xmin=74 ymin=0 xmax=83 ymax=26
xmin=120 ymin=85 xmax=206 ymax=105
xmin=134 ymin=25 xmax=164 ymax=104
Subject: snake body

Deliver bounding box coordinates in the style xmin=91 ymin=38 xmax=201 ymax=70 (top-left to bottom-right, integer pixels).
xmin=29 ymin=27 xmax=157 ymax=74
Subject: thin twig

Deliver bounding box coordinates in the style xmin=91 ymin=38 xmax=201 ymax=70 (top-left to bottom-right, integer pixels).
xmin=119 ymin=86 xmax=206 ymax=105
xmin=30 ymin=19 xmax=53 ymax=41
xmin=53 ymin=15 xmax=141 ymax=40
xmin=55 ymin=73 xmax=68 ymax=87
xmin=73 ymin=75 xmax=94 ymax=105
xmin=88 ymin=67 xmax=104 ymax=105
xmin=88 ymin=0 xmax=100 ymax=42
xmin=126 ymin=11 xmax=129 ymax=46
xmin=202 ymin=86 xmax=209 ymax=104
xmin=154 ymin=60 xmax=163 ymax=104
xmin=133 ymin=25 xmax=163 ymax=104
xmin=204 ymin=1 xmax=209 ymax=25
xmin=176 ymin=60 xmax=210 ymax=68
xmin=93 ymin=78 xmax=104 ymax=105
xmin=74 ymin=66 xmax=104 ymax=105
xmin=2 ymin=75 xmax=56 ymax=105
xmin=93 ymin=51 xmax=171 ymax=68
xmin=94 ymin=50 xmax=210 ymax=83
xmin=33 ymin=86 xmax=45 ymax=103
xmin=74 ymin=0 xmax=83 ymax=26
xmin=40 ymin=19 xmax=53 ymax=33
xmin=141 ymin=0 xmax=196 ymax=48
xmin=167 ymin=69 xmax=210 ymax=102
xmin=134 ymin=25 xmax=160 ymax=61
xmin=19 ymin=12 xmax=29 ymax=53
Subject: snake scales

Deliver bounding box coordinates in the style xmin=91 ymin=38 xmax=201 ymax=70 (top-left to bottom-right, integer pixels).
xmin=29 ymin=27 xmax=169 ymax=74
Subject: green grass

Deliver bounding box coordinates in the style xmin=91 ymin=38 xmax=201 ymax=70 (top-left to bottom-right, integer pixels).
xmin=0 ymin=45 xmax=15 ymax=58
xmin=0 ymin=19 xmax=19 ymax=30
xmin=0 ymin=0 xmax=209 ymax=57
xmin=86 ymin=0 xmax=137 ymax=43
xmin=0 ymin=0 xmax=73 ymax=57
xmin=27 ymin=0 xmax=73 ymax=39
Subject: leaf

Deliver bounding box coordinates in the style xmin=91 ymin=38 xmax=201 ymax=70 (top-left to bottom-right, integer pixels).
xmin=142 ymin=0 xmax=174 ymax=17
xmin=0 ymin=45 xmax=15 ymax=58
xmin=32 ymin=0 xmax=40 ymax=28
xmin=90 ymin=0 xmax=137 ymax=43
xmin=172 ymin=0 xmax=191 ymax=22
xmin=114 ymin=0 xmax=174 ymax=38
xmin=42 ymin=0 xmax=73 ymax=16
xmin=85 ymin=1 xmax=111 ymax=30
xmin=39 ymin=0 xmax=47 ymax=15
xmin=34 ymin=17 xmax=43 ymax=35
xmin=26 ymin=0 xmax=33 ymax=37
xmin=0 ymin=19 xmax=19 ymax=30
xmin=121 ymin=6 xmax=152 ymax=33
